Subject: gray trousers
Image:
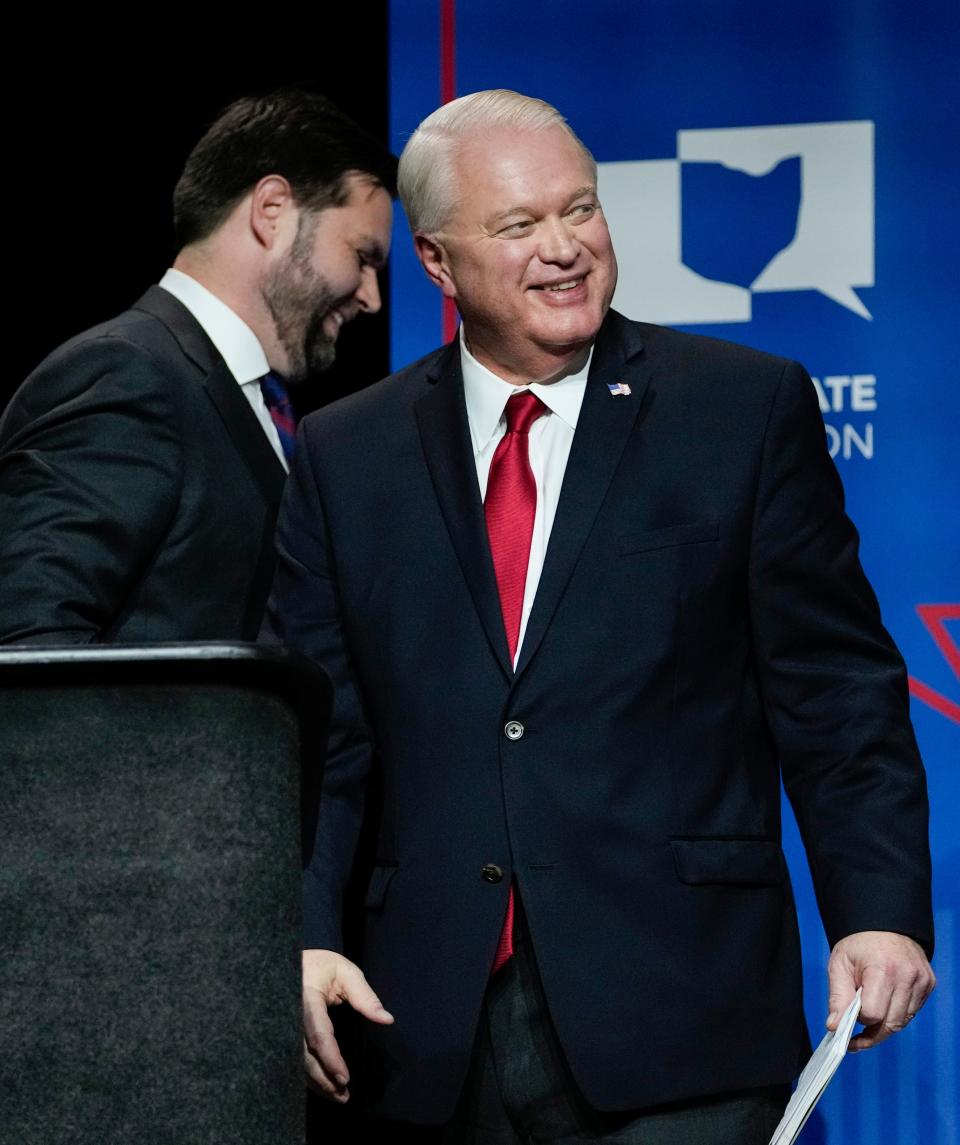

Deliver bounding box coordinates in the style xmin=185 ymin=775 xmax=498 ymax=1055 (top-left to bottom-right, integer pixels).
xmin=440 ymin=904 xmax=789 ymax=1145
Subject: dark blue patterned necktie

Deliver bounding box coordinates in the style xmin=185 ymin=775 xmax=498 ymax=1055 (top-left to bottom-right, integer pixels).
xmin=259 ymin=373 xmax=296 ymax=462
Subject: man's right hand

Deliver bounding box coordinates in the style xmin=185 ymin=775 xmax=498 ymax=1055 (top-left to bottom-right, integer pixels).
xmin=302 ymin=949 xmax=394 ymax=1103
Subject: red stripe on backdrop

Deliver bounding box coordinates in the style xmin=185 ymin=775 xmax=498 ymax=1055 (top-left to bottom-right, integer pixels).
xmin=908 ymin=602 xmax=960 ymax=724
xmin=440 ymin=0 xmax=459 ymax=344
xmin=908 ymin=676 xmax=960 ymax=725
xmin=916 ymin=603 xmax=960 ymax=678
xmin=440 ymin=0 xmax=456 ymax=105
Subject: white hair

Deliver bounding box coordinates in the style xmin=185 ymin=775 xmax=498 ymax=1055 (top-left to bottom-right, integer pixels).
xmin=397 ymin=89 xmax=597 ymax=235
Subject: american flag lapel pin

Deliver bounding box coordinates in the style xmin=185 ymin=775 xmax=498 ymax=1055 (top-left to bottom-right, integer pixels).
xmin=607 ymin=381 xmax=632 ymax=397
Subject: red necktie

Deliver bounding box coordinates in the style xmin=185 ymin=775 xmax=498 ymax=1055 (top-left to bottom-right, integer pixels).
xmin=484 ymin=390 xmax=547 ymax=972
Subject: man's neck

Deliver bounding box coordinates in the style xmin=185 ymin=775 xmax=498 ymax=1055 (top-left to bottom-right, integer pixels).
xmin=172 ymin=249 xmax=244 ymax=317
xmin=461 ymin=329 xmax=592 ymax=387
xmin=173 ymin=246 xmax=282 ymax=371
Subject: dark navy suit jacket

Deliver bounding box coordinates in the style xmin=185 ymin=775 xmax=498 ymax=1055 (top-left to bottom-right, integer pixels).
xmin=269 ymin=310 xmax=932 ymax=1122
xmin=0 ymin=287 xmax=286 ymax=643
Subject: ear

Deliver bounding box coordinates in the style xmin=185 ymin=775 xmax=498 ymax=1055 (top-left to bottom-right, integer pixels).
xmin=413 ymin=233 xmax=457 ymax=299
xmin=249 ymin=175 xmax=296 ymax=250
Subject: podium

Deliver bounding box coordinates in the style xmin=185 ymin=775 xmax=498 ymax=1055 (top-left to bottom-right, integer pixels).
xmin=0 ymin=644 xmax=331 ymax=1145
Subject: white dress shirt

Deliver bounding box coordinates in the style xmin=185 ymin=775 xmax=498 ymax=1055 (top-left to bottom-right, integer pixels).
xmin=158 ymin=268 xmax=288 ymax=471
xmin=460 ymin=328 xmax=592 ymax=665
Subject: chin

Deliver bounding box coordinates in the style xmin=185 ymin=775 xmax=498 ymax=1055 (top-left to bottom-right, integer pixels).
xmin=307 ymin=343 xmax=337 ymax=376
xmin=538 ymin=314 xmax=604 ymax=351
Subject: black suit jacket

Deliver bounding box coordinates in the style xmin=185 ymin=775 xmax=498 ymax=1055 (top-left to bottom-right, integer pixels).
xmin=269 ymin=311 xmax=932 ymax=1122
xmin=0 ymin=287 xmax=286 ymax=643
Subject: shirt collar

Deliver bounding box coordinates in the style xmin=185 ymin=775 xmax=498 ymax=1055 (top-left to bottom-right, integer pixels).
xmin=459 ymin=326 xmax=593 ymax=454
xmin=159 ymin=268 xmax=270 ymax=385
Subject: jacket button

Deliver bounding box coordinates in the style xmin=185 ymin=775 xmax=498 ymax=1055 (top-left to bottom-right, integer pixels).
xmin=504 ymin=720 xmax=524 ymax=741
xmin=481 ymin=863 xmax=504 ymax=883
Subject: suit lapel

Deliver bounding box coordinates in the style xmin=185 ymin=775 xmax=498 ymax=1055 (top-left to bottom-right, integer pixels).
xmin=414 ymin=344 xmax=514 ymax=680
xmin=132 ymin=287 xmax=286 ymax=508
xmin=202 ymin=362 xmax=287 ymax=506
xmin=514 ymin=313 xmax=651 ymax=679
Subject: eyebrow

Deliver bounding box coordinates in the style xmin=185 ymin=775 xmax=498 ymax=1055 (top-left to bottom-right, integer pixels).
xmin=487 ymin=186 xmax=598 ymax=225
xmin=357 ymin=237 xmax=388 ymax=268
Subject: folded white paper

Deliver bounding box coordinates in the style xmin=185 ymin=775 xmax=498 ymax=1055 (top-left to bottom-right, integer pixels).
xmin=769 ymin=988 xmax=862 ymax=1145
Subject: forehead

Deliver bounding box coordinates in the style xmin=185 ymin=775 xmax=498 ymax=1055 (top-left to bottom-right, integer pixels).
xmin=311 ymin=174 xmax=393 ymax=261
xmin=450 ymin=127 xmax=595 ymax=221
xmin=337 ymin=175 xmax=393 ymax=228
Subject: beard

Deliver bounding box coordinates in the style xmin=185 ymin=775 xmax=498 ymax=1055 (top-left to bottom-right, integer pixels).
xmin=260 ymin=216 xmax=339 ymax=384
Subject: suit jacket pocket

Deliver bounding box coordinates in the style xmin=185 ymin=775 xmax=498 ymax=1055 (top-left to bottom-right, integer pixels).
xmin=670 ymin=838 xmax=784 ymax=886
xmin=620 ymin=521 xmax=719 ymax=556
xmin=364 ymin=863 xmax=399 ymax=910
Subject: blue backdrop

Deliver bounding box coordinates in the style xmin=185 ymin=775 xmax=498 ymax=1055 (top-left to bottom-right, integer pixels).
xmin=389 ymin=4 xmax=959 ymax=1141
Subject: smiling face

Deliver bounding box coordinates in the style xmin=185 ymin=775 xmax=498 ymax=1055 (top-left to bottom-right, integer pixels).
xmin=420 ymin=126 xmax=617 ymax=384
xmin=261 ymin=174 xmax=392 ymax=382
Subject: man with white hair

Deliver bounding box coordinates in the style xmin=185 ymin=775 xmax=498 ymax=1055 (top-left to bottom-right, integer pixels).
xmin=270 ymin=90 xmax=934 ymax=1142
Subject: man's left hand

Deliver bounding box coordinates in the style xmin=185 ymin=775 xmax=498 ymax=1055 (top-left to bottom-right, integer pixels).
xmin=826 ymin=930 xmax=935 ymax=1051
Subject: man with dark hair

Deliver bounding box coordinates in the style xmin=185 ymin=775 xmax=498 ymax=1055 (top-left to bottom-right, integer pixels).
xmin=173 ymin=89 xmax=396 ymax=248
xmin=0 ymin=89 xmax=396 ymax=644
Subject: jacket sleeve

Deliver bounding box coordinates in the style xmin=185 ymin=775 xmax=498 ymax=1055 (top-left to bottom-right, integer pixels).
xmin=0 ymin=337 xmax=183 ymax=644
xmin=266 ymin=419 xmax=375 ymax=952
xmin=749 ymin=359 xmax=933 ymax=954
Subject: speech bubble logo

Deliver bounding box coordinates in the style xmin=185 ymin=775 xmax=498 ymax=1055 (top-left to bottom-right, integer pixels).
xmin=599 ymin=119 xmax=875 ymax=325
xmin=679 ymin=121 xmax=874 ymax=319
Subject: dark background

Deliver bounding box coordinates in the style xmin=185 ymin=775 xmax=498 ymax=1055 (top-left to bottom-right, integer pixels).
xmin=9 ymin=16 xmax=398 ymax=1139
xmin=7 ymin=12 xmax=393 ymax=416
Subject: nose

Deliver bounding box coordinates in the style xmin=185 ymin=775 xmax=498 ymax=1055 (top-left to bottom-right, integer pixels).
xmin=355 ymin=265 xmax=382 ymax=314
xmin=538 ymin=215 xmax=578 ymax=265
